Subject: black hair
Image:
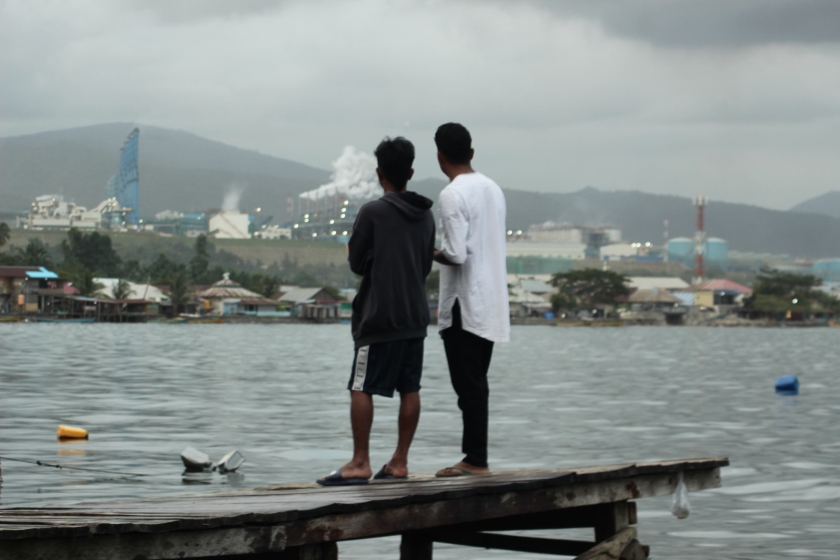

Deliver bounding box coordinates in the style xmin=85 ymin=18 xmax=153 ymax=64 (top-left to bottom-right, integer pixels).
xmin=434 ymin=122 xmax=472 ymax=164
xmin=374 ymin=136 xmax=415 ymax=189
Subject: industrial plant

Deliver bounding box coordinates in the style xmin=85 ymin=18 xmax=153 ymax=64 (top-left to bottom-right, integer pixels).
xmin=23 ymin=128 xmax=139 ymax=232
xmin=287 ymin=194 xmax=361 ymax=242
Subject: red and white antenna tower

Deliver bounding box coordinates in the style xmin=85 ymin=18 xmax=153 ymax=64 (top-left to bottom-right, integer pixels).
xmin=693 ymin=195 xmax=707 ymax=282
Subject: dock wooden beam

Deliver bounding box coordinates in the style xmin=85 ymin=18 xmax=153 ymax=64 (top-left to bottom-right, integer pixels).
xmin=0 ymin=457 xmax=727 ymax=560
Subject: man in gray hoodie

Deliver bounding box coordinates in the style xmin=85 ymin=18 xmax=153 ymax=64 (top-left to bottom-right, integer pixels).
xmin=317 ymin=137 xmax=436 ymax=486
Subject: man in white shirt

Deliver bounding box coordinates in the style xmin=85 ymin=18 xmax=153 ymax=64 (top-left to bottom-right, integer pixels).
xmin=432 ymin=123 xmax=510 ymax=477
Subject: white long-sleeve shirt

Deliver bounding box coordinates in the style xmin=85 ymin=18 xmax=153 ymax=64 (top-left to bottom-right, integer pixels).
xmin=437 ymin=172 xmax=510 ymax=343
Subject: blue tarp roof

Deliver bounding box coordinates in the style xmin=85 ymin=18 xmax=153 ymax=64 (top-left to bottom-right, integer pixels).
xmin=26 ymin=267 xmax=59 ymax=279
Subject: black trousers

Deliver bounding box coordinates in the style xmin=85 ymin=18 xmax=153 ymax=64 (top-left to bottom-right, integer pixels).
xmin=441 ymin=300 xmax=495 ymax=468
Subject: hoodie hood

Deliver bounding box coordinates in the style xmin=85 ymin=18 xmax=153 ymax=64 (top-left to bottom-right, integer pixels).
xmin=381 ymin=191 xmax=433 ymax=221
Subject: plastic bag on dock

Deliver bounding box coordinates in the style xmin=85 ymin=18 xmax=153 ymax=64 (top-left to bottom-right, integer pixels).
xmin=671 ymin=471 xmax=691 ymax=519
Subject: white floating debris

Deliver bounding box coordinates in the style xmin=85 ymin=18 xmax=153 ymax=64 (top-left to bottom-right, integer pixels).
xmin=181 ymin=447 xmax=212 ymax=472
xmin=214 ymin=450 xmax=246 ymax=474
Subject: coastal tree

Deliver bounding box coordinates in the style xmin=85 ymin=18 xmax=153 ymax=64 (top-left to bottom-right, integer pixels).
xmin=745 ymin=268 xmax=826 ymax=315
xmin=60 ymin=228 xmax=122 ymax=276
xmin=168 ymin=271 xmax=190 ymax=316
xmin=550 ymin=268 xmax=630 ymax=312
xmin=227 ymin=270 xmax=282 ymax=298
xmin=121 ymin=259 xmax=145 ymax=283
xmin=113 ymin=278 xmax=132 ymax=300
xmin=189 ymin=234 xmax=210 ymax=283
xmin=147 ymin=253 xmax=186 ymax=285
xmin=17 ymin=239 xmax=54 ymax=268
xmin=250 ymin=274 xmax=281 ymax=298
xmin=73 ymin=268 xmax=104 ymax=297
xmin=0 ymin=222 xmax=9 ymax=248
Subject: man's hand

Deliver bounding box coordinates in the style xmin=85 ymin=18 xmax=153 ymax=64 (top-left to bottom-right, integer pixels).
xmin=434 ymin=249 xmax=458 ymax=266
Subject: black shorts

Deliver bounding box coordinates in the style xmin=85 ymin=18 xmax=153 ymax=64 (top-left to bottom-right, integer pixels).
xmin=348 ymin=338 xmax=424 ymax=397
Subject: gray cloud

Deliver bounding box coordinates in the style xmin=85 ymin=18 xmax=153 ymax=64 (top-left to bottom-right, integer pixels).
xmin=124 ymin=0 xmax=288 ymax=24
xmin=518 ymin=0 xmax=840 ymax=47
xmin=1 ymin=0 xmax=839 ymax=210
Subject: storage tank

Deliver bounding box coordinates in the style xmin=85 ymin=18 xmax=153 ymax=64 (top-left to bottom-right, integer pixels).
xmin=666 ymin=237 xmax=694 ymax=263
xmin=704 ymin=238 xmax=728 ymax=262
xmin=813 ymin=258 xmax=840 ymax=283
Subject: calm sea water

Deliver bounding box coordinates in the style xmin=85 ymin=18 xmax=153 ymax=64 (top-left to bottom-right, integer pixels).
xmin=0 ymin=324 xmax=838 ymax=559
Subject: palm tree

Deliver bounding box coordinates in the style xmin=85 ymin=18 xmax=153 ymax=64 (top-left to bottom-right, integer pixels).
xmin=76 ymin=269 xmax=104 ymax=297
xmin=0 ymin=222 xmax=10 ymax=249
xmin=17 ymin=239 xmax=53 ymax=268
xmin=168 ymin=271 xmax=190 ymax=317
xmin=113 ymin=278 xmax=132 ymax=300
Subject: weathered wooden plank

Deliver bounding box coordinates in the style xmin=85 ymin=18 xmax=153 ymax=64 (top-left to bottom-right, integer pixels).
xmin=184 ymin=543 xmax=339 ymax=560
xmin=281 ymin=468 xmax=720 ymax=548
xmin=0 ymin=526 xmax=288 ymax=560
xmin=573 ymin=527 xmax=637 ymax=560
xmin=431 ymin=531 xmax=595 ymax=555
xmin=0 ymin=459 xmax=724 ymax=546
xmin=0 ymin=468 xmax=720 ymax=558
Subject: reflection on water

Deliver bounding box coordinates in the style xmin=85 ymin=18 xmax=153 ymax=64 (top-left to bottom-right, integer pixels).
xmin=0 ymin=324 xmax=838 ymax=559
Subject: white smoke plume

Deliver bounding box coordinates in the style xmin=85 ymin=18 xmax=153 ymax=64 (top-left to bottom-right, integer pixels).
xmin=300 ymin=146 xmax=379 ymax=201
xmin=222 ymin=182 xmax=247 ymax=212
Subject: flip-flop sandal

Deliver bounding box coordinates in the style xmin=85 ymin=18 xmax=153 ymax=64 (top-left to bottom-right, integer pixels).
xmin=373 ymin=464 xmax=408 ymax=480
xmin=435 ymin=466 xmax=491 ymax=478
xmin=316 ymin=469 xmax=370 ymax=486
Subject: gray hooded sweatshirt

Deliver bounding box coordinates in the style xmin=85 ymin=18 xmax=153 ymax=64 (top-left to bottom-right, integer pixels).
xmin=348 ymin=191 xmax=436 ymax=348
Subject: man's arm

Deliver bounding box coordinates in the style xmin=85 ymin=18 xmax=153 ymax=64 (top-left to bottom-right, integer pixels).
xmin=433 ymin=249 xmax=458 ymax=266
xmin=347 ymin=208 xmax=373 ymax=275
xmin=437 ymin=189 xmax=468 ymax=266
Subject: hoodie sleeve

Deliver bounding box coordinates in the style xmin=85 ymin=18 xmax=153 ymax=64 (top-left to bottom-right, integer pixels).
xmin=439 ymin=188 xmax=468 ymax=265
xmin=348 ymin=204 xmax=374 ymax=275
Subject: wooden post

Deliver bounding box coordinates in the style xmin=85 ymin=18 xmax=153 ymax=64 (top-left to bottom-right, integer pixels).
xmin=277 ymin=543 xmax=338 ymax=560
xmin=593 ymin=500 xmax=629 ymax=543
xmin=400 ymin=533 xmax=433 ymax=560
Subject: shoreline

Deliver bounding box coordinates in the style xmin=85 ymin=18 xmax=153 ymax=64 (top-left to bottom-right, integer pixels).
xmin=2 ymin=315 xmax=836 ymax=327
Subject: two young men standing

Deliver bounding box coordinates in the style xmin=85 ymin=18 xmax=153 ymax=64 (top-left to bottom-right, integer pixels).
xmin=317 ymin=124 xmax=509 ymax=486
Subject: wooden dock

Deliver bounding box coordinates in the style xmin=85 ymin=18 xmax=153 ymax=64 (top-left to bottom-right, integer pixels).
xmin=0 ymin=457 xmax=727 ymax=559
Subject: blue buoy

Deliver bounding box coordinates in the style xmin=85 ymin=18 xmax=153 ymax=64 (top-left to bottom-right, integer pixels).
xmin=775 ymin=375 xmax=799 ymax=396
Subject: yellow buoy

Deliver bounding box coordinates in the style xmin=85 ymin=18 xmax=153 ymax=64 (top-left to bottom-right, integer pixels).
xmin=57 ymin=425 xmax=89 ymax=440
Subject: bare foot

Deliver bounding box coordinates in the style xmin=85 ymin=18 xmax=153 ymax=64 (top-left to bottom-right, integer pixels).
xmin=384 ymin=461 xmax=409 ymax=478
xmin=435 ymin=460 xmax=490 ymax=477
xmin=338 ymin=460 xmax=372 ymax=480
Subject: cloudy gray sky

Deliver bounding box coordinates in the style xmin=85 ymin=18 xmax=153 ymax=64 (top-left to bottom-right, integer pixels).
xmin=2 ymin=0 xmax=839 ymax=209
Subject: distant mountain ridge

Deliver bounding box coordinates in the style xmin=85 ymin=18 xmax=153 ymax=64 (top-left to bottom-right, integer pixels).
xmin=790 ymin=191 xmax=840 ymax=220
xmin=0 ymin=123 xmax=330 ymax=216
xmin=2 ymin=124 xmax=839 ymax=259
xmin=409 ymin=181 xmax=840 ymax=259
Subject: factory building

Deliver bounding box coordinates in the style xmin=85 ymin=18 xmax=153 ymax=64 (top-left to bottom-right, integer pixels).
xmin=104 ymin=128 xmax=140 ymax=228
xmin=209 ymin=211 xmax=253 ymax=239
xmin=24 ymin=128 xmax=138 ymax=232
xmin=25 ymin=195 xmax=126 ymax=231
xmin=813 ymin=259 xmax=840 ymax=283
xmin=288 ymin=194 xmax=360 ymax=242
xmin=526 ymin=223 xmax=621 ymax=245
xmin=666 ymin=237 xmax=729 ymax=265
xmin=150 ymin=211 xmax=208 ymax=237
